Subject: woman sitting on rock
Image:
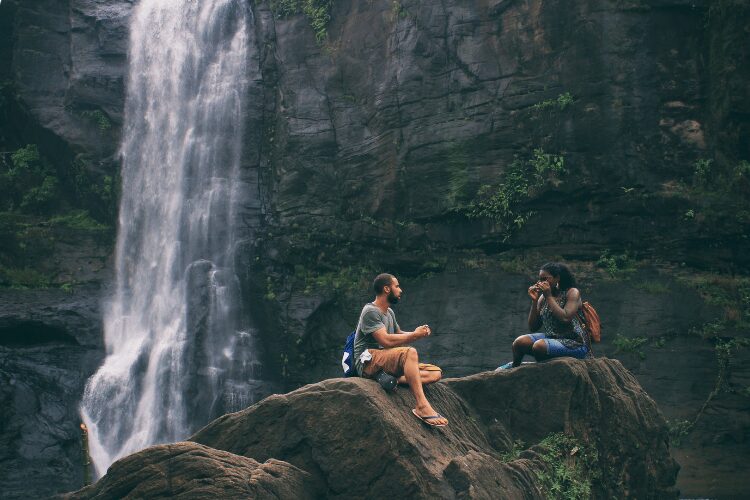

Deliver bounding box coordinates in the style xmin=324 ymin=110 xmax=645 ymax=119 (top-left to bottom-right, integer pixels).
xmin=497 ymin=262 xmax=589 ymax=369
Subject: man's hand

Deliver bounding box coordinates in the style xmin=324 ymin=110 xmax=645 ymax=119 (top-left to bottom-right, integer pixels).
xmin=528 ymin=285 xmax=541 ymax=301
xmin=415 ymin=325 xmax=431 ymax=338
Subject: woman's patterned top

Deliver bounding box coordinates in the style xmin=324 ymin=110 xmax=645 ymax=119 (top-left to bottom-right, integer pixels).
xmin=540 ymin=291 xmax=587 ymax=349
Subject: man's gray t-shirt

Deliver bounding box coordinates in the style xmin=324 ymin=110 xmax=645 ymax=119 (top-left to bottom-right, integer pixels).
xmin=353 ymin=303 xmax=400 ymax=376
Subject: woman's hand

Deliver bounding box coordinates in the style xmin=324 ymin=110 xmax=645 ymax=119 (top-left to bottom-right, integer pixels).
xmin=537 ymin=280 xmax=552 ymax=297
xmin=528 ymin=285 xmax=541 ymax=301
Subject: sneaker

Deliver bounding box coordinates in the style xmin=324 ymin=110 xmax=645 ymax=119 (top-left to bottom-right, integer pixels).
xmin=375 ymin=371 xmax=398 ymax=391
xmin=495 ymin=361 xmax=513 ymax=371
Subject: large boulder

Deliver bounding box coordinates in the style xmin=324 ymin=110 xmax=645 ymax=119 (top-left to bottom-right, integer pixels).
xmin=177 ymin=357 xmax=679 ymax=499
xmin=61 ymin=442 xmax=319 ymax=499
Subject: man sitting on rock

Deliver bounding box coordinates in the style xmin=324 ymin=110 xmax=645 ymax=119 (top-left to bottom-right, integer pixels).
xmin=353 ymin=273 xmax=448 ymax=427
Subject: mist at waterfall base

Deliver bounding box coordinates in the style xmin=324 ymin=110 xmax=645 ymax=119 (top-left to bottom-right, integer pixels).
xmin=80 ymin=0 xmax=262 ymax=477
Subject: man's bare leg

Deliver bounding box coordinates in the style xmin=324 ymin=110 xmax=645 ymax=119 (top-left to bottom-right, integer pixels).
xmin=397 ymin=369 xmax=441 ymax=385
xmin=403 ymin=348 xmax=448 ymax=426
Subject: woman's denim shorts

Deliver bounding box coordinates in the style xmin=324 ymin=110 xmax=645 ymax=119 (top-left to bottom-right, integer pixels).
xmin=524 ymin=332 xmax=588 ymax=359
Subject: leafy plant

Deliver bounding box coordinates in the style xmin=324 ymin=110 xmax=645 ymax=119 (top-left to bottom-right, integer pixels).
xmin=71 ymin=157 xmax=119 ymax=224
xmin=557 ymin=92 xmax=574 ymax=109
xmin=693 ymin=158 xmax=713 ymax=186
xmin=735 ymin=160 xmax=750 ymax=177
xmin=1 ymin=145 xmax=59 ymax=213
xmin=269 ymin=0 xmax=333 ymax=43
xmin=264 ymin=276 xmax=277 ymax=301
xmin=48 ymin=210 xmax=109 ymax=231
xmin=294 ymin=264 xmax=369 ymax=297
xmin=501 ymin=439 xmax=526 ymax=461
xmin=463 ymin=149 xmax=565 ymax=240
xmin=21 ymin=175 xmax=59 ymax=212
xmin=80 ymin=109 xmax=112 ymax=131
xmin=613 ymin=334 xmax=648 ymax=359
xmin=534 ymin=433 xmax=599 ymax=500
xmin=667 ymin=419 xmax=693 ymax=447
xmin=529 ymin=147 xmax=565 ymax=174
xmin=0 ymin=266 xmax=54 ymax=288
xmin=533 ymin=92 xmax=575 ymax=111
xmin=596 ymin=250 xmax=635 ymax=279
xmin=679 ymin=274 xmax=750 ymax=330
xmin=689 ymin=319 xmax=727 ymax=339
xmin=391 ymin=0 xmax=408 ymax=19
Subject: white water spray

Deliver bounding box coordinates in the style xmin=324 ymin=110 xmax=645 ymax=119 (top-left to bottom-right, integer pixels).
xmin=81 ymin=0 xmax=260 ymax=477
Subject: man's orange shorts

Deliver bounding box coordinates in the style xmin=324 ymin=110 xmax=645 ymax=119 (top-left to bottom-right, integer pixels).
xmin=361 ymin=347 xmax=442 ymax=378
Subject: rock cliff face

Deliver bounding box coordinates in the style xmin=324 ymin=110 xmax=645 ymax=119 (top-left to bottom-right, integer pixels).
xmin=1 ymin=0 xmax=748 ymax=498
xmin=0 ymin=286 xmax=105 ymax=498
xmin=0 ymin=1 xmax=124 ymax=497
xmin=66 ymin=358 xmax=679 ymax=499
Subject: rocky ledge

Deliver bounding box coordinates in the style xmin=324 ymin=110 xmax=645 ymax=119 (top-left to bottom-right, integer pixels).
xmin=65 ymin=358 xmax=679 ymax=499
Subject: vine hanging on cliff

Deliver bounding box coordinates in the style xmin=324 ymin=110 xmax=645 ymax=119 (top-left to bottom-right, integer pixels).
xmin=461 ymin=148 xmax=566 ymax=240
xmin=269 ymin=0 xmax=334 ymax=43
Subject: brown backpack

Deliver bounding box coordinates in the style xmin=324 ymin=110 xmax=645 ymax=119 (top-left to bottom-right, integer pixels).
xmin=578 ymin=301 xmax=601 ymax=343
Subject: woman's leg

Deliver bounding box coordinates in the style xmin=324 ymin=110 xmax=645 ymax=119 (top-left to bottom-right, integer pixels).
xmin=512 ymin=334 xmax=543 ymax=367
xmin=540 ymin=339 xmax=589 ymax=360
xmin=531 ymin=339 xmax=551 ymax=362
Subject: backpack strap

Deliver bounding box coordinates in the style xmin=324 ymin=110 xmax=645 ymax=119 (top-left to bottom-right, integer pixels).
xmin=577 ymin=305 xmax=595 ymax=358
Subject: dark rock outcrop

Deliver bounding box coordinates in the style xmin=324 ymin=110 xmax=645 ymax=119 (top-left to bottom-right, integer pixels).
xmin=173 ymin=358 xmax=676 ymax=499
xmin=62 ymin=442 xmax=320 ymax=500
xmin=0 ymin=286 xmax=105 ymax=499
xmin=5 ymin=0 xmax=129 ymax=158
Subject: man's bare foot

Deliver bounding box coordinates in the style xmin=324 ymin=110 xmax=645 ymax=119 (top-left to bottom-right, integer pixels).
xmin=413 ymin=403 xmax=448 ymax=426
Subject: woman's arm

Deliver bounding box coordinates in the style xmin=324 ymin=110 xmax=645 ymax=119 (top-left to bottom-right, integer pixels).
xmin=527 ymin=285 xmax=543 ymax=331
xmin=541 ymin=287 xmax=581 ymax=322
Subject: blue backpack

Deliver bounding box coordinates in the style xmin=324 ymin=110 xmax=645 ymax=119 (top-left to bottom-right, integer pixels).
xmin=342 ymin=331 xmax=357 ymax=377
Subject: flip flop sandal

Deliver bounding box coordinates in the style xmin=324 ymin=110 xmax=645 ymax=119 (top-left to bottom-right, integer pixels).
xmin=412 ymin=408 xmax=448 ymax=427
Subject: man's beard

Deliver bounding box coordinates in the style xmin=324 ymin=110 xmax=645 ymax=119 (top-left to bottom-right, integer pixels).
xmin=387 ymin=290 xmax=399 ymax=304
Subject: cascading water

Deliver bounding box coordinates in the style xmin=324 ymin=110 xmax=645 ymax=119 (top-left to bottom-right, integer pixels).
xmin=81 ymin=0 xmax=261 ymax=477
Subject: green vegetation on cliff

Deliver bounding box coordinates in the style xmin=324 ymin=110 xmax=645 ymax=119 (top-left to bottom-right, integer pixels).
xmin=535 ymin=433 xmax=600 ymax=500
xmin=1 ymin=144 xmax=59 ymax=213
xmin=79 ymin=109 xmax=112 ymax=132
xmin=0 ymin=141 xmax=116 ymax=288
xmin=533 ymin=92 xmax=575 ymax=112
xmin=596 ymin=250 xmax=636 ymax=280
xmin=269 ymin=0 xmax=333 ymax=43
xmin=462 ymin=148 xmax=565 ymax=239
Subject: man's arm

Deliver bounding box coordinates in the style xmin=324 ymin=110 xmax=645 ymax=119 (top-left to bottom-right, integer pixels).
xmin=372 ymin=325 xmax=430 ymax=348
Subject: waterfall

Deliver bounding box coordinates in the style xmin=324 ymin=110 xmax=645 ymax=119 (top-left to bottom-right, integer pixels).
xmin=80 ymin=0 xmax=260 ymax=477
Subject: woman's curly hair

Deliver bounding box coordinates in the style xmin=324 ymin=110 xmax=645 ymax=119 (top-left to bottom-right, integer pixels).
xmin=540 ymin=262 xmax=577 ymax=291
